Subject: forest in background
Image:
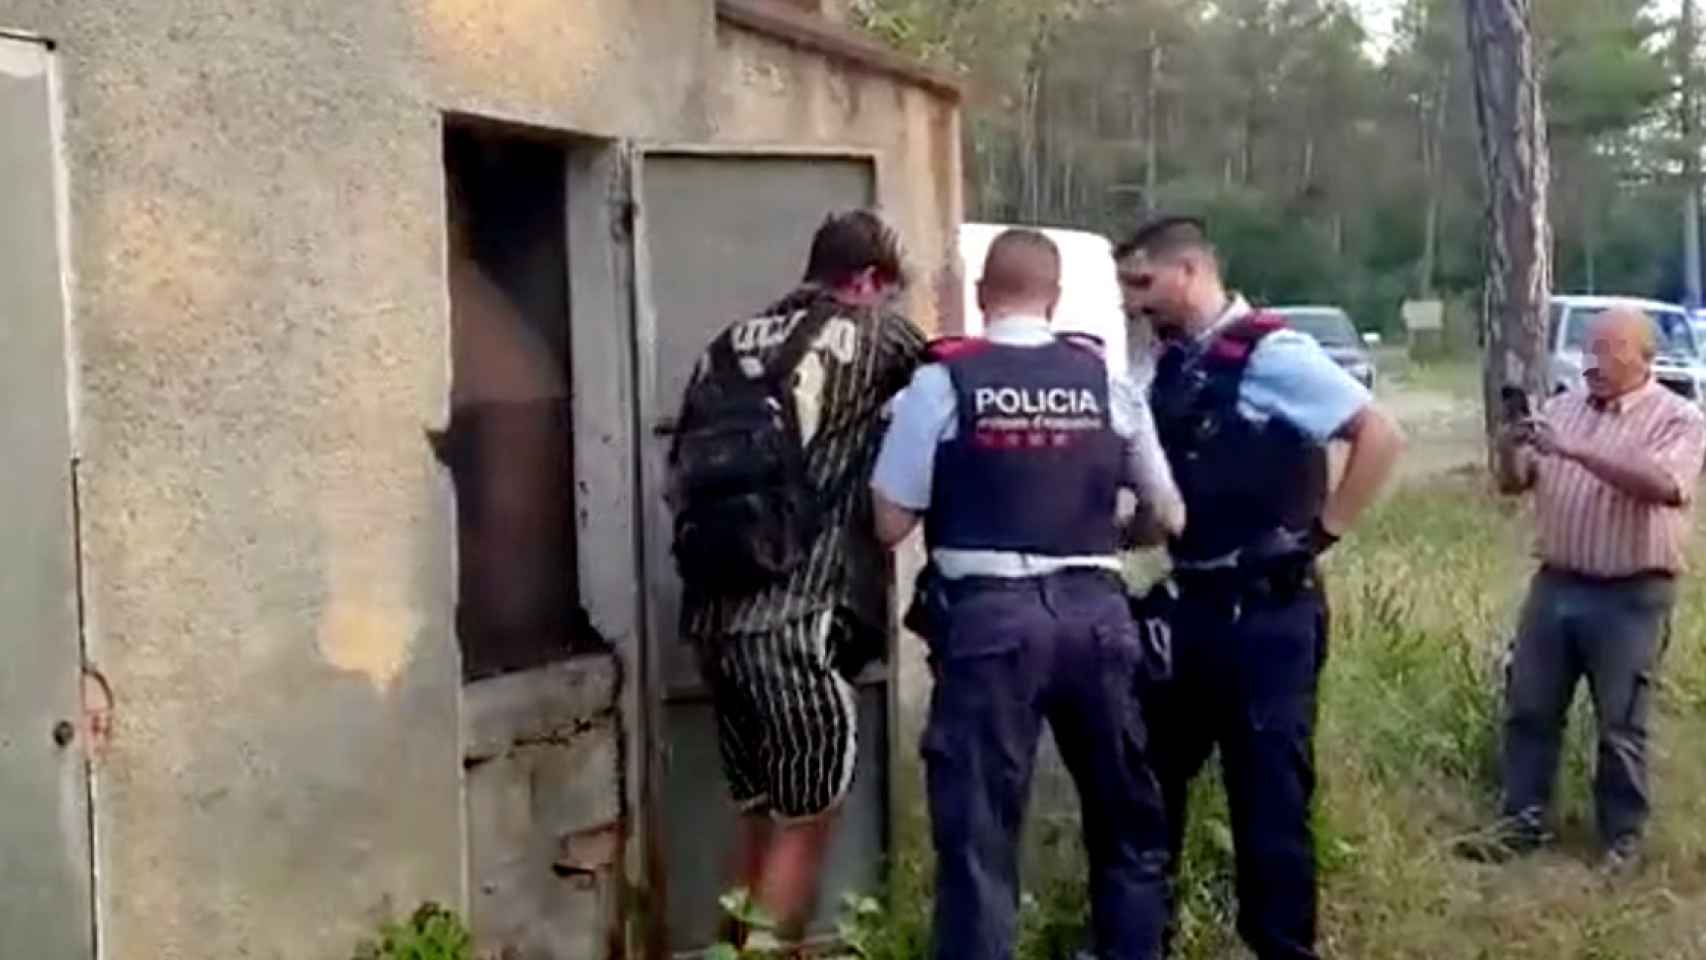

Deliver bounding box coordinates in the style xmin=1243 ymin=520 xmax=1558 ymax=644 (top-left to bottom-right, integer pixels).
xmin=851 ymin=0 xmax=1697 ymax=334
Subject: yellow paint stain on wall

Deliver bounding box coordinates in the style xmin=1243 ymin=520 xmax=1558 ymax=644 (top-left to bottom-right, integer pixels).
xmin=312 ymin=421 xmax=429 ymax=693
xmin=315 ymin=469 xmax=422 ymax=693
xmin=317 ymin=591 xmax=417 ymax=693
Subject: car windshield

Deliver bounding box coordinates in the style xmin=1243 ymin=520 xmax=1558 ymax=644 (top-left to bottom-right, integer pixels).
xmin=1562 ymin=306 xmax=1698 ymax=360
xmin=1278 ymin=309 xmax=1358 ymax=347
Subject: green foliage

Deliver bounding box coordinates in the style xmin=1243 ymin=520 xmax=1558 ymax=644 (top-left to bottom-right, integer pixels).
xmin=854 ymin=0 xmax=1695 ymax=314
xmin=707 ymin=889 xmax=790 ymax=960
xmin=1540 ymin=0 xmax=1670 ymax=140
xmin=350 ymin=903 xmax=471 ymax=960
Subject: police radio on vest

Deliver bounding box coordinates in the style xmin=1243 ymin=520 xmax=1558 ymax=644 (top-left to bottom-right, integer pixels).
xmin=973 ymin=386 xmax=1103 ymax=416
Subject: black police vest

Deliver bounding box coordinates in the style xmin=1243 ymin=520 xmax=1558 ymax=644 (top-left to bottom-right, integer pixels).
xmin=925 ymin=338 xmax=1123 ymax=556
xmin=1150 ymin=314 xmax=1328 ymax=565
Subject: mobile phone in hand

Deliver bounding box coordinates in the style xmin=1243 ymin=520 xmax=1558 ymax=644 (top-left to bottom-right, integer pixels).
xmin=1499 ymin=385 xmax=1530 ymax=423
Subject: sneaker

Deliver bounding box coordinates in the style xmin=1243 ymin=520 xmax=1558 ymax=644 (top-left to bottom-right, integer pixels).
xmin=1453 ymin=814 xmax=1552 ymax=863
xmin=1598 ymin=834 xmax=1642 ymax=880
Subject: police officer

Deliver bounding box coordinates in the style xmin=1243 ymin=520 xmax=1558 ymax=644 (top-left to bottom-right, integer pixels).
xmin=1116 ymin=217 xmax=1403 ymax=960
xmin=872 ymin=228 xmax=1184 ymax=960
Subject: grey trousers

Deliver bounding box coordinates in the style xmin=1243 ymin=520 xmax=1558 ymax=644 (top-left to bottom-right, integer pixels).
xmin=1502 ymin=568 xmax=1675 ymax=844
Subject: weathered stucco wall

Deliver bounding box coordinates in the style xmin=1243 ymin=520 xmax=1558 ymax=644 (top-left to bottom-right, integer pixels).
xmin=709 ymin=17 xmax=962 ymax=336
xmin=0 ymin=3 xmax=472 ymax=957
xmin=0 ymin=2 xmax=956 ymax=958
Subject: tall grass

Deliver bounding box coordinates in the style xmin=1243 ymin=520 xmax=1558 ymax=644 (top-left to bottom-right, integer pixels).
xmin=851 ymin=476 xmax=1706 ymax=959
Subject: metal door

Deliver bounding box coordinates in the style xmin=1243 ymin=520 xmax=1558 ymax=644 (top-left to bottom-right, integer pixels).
xmin=0 ymin=34 xmax=95 ymax=960
xmin=630 ymin=150 xmax=888 ymax=953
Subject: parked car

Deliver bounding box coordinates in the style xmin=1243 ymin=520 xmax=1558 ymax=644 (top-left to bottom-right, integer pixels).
xmin=958 ymin=223 xmax=1141 ymax=380
xmin=1267 ymin=305 xmax=1378 ymax=389
xmin=1548 ymin=295 xmax=1706 ymax=405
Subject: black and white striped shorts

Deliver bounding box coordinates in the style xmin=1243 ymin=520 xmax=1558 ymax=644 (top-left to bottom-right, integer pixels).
xmin=701 ymin=611 xmax=859 ymax=821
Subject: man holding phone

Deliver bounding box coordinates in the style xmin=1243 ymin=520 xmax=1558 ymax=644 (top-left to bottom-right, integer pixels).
xmin=1500 ymin=384 xmax=1531 ymax=423
xmin=1465 ymin=304 xmax=1706 ymax=874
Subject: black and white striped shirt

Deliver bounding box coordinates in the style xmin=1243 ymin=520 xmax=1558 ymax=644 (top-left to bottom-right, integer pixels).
xmin=679 ymin=286 xmax=925 ymax=640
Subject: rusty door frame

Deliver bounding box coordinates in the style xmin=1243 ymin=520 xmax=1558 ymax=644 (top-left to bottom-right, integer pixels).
xmin=623 ymin=142 xmax=895 ymax=958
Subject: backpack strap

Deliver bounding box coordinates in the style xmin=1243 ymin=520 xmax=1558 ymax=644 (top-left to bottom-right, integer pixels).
xmin=1204 ymin=311 xmax=1287 ymax=368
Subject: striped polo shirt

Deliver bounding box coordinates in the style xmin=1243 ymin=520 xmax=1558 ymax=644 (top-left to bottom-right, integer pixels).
xmin=1532 ymin=379 xmax=1706 ymax=576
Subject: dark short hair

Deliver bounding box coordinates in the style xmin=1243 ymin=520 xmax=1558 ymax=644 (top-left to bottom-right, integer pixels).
xmin=803 ymin=210 xmax=907 ymax=288
xmin=1113 ymin=215 xmax=1214 ymax=263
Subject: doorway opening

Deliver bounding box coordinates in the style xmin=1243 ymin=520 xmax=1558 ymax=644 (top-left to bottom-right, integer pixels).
xmin=438 ymin=119 xmax=602 ymax=682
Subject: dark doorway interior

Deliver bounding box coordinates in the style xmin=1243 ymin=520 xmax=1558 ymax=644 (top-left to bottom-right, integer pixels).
xmin=438 ymin=121 xmax=600 ymax=682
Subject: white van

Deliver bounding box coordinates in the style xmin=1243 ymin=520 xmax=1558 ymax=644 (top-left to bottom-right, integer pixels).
xmin=957 ymin=223 xmax=1145 ymax=381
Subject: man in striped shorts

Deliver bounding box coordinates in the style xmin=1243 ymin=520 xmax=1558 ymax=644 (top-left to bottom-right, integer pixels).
xmin=1462 ymin=304 xmax=1706 ymax=873
xmin=673 ymin=211 xmax=925 ymax=942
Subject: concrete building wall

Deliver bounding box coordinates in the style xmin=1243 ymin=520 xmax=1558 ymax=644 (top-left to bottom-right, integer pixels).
xmin=708 ymin=19 xmax=962 ymax=332
xmin=0 ymin=2 xmax=957 ymax=958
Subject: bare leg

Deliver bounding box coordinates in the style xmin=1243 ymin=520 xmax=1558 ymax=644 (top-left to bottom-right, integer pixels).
xmin=752 ymin=812 xmax=841 ymax=943
xmin=733 ymin=814 xmax=774 ymax=890
xmin=720 ymin=815 xmax=774 ymax=944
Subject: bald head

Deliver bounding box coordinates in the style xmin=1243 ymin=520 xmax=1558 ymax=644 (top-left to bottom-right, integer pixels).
xmin=1584 ymin=304 xmax=1658 ymax=398
xmin=977 ymin=229 xmax=1061 ymax=319
xmin=1590 ymin=305 xmax=1658 ymax=359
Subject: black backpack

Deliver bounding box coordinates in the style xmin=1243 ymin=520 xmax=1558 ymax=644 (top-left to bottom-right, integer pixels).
xmin=669 ymin=306 xmax=835 ymax=594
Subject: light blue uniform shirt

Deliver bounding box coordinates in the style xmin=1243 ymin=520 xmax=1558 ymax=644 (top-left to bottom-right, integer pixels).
xmin=1211 ymin=296 xmax=1372 ymax=443
xmin=872 ymin=314 xmax=1184 ymax=579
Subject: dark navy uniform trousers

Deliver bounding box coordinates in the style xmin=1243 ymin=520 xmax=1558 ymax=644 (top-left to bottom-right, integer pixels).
xmin=923 ymin=569 xmax=1169 ymax=960
xmin=1146 ymin=571 xmax=1328 ymax=960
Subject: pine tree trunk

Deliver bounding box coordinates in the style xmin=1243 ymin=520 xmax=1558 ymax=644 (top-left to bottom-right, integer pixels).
xmin=1465 ymin=0 xmax=1552 ymax=450
xmin=1020 ymin=64 xmax=1042 ymax=220
xmin=1681 ymin=0 xmax=1702 ymax=307
xmin=1418 ymin=76 xmax=1448 ymax=297
xmin=1144 ymin=29 xmax=1161 ymax=214
xmin=1240 ymin=106 xmax=1254 ymax=185
xmin=1583 ymin=156 xmax=1598 ymax=293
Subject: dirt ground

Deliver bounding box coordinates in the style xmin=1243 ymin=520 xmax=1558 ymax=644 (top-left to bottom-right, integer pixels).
xmin=1374 ymin=350 xmax=1486 ymax=481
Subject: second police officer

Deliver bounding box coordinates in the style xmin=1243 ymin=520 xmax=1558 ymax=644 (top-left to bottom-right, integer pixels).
xmin=871 ymin=228 xmax=1186 ymax=960
xmin=1117 ymin=217 xmax=1404 ymax=960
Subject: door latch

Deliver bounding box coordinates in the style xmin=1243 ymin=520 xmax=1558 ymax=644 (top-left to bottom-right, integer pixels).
xmin=52 ymin=720 xmax=75 ymax=748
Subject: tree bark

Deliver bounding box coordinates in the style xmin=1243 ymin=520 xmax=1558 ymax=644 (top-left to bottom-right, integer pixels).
xmin=1465 ymin=0 xmax=1552 ymax=449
